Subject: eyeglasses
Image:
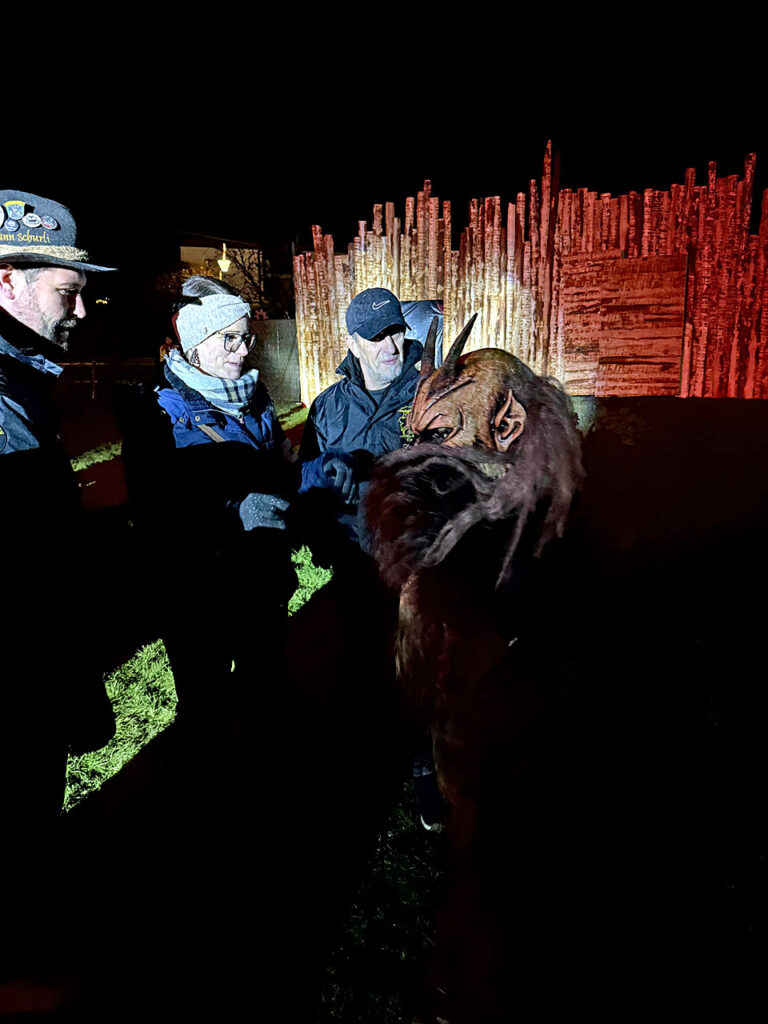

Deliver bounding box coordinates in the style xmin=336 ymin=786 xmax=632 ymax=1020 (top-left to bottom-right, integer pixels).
xmin=216 ymin=331 xmax=257 ymax=353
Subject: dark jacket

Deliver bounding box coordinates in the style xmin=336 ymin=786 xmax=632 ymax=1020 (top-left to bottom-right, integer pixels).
xmin=0 ymin=315 xmax=114 ymax=765
xmin=144 ymin=364 xmax=296 ymax=599
xmin=156 ymin=364 xmax=287 ymax=455
xmin=299 ymin=338 xmax=422 ymax=466
xmin=152 ymin=364 xmax=296 ymax=530
xmin=297 ymin=339 xmax=422 ymax=550
xmin=0 ymin=321 xmax=81 ymax=533
xmin=0 ymin=327 xmax=67 ymax=455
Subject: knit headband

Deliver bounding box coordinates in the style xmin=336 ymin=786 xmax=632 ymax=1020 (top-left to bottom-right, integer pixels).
xmin=175 ymin=293 xmax=251 ymax=352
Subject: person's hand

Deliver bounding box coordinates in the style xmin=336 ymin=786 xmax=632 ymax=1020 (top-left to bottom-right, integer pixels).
xmin=238 ymin=491 xmax=290 ymax=531
xmin=323 ymin=456 xmax=358 ymax=504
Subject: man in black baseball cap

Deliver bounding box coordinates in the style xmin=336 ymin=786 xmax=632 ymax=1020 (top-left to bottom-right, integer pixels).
xmin=0 ymin=190 xmax=116 ymax=988
xmin=299 ymin=285 xmax=447 ymax=537
xmin=298 ymin=288 xmax=447 ymax=835
xmin=343 ymin=286 xmax=410 ymax=391
xmin=299 ymin=287 xmax=425 ymax=536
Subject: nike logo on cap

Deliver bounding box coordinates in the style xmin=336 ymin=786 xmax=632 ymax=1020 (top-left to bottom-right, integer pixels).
xmin=371 ymin=300 xmax=390 ymax=310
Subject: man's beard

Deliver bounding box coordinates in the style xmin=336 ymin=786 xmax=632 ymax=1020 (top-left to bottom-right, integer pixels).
xmin=13 ymin=287 xmax=78 ymax=350
xmin=49 ymin=318 xmax=78 ymax=350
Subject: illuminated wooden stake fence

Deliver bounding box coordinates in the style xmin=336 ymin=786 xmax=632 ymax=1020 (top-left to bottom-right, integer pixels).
xmin=294 ymin=144 xmax=768 ymax=404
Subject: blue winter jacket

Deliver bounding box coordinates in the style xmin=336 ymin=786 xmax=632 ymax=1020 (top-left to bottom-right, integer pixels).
xmin=156 ymin=363 xmax=286 ymax=455
xmin=154 ymin=364 xmax=296 ymax=537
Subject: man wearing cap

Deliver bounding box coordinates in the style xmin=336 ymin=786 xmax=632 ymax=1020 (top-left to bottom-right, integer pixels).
xmin=299 ymin=287 xmax=434 ymax=550
xmin=297 ymin=287 xmax=446 ymax=834
xmin=0 ymin=191 xmax=115 ymax=879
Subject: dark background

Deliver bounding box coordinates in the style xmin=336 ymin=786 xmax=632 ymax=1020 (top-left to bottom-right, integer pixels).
xmin=6 ymin=75 xmax=766 ymax=352
xmin=22 ymin=119 xmax=768 ymax=262
xmin=6 ymin=68 xmax=768 ymax=1013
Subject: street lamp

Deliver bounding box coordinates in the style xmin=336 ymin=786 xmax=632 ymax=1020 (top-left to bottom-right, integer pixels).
xmin=217 ymin=242 xmax=231 ymax=279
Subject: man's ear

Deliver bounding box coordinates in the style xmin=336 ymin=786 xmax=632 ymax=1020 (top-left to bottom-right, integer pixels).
xmin=492 ymin=390 xmax=526 ymax=451
xmin=346 ymin=333 xmax=360 ymax=359
xmin=0 ymin=264 xmax=17 ymax=300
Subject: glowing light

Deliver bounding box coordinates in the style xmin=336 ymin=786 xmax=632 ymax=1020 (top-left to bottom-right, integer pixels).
xmin=217 ymin=242 xmax=231 ymax=277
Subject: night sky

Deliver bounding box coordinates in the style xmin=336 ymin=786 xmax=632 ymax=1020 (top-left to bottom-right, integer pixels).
xmin=10 ymin=91 xmax=765 ymax=264
xmin=6 ymin=77 xmax=765 ymax=350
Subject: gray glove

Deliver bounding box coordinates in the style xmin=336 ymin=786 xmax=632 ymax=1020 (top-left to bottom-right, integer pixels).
xmin=324 ymin=456 xmax=359 ymax=504
xmin=238 ymin=491 xmax=290 ymax=531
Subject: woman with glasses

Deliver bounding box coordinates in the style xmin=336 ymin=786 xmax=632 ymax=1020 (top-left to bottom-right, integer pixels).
xmin=152 ymin=275 xmax=297 ymax=733
xmin=159 ymin=275 xmax=292 ymax=460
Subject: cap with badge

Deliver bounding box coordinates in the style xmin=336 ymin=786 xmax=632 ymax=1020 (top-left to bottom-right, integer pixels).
xmin=0 ymin=189 xmax=116 ymax=272
xmin=346 ymin=287 xmax=409 ymax=341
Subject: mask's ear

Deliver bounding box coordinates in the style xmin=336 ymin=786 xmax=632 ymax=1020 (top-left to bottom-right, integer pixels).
xmin=492 ymin=390 xmax=526 ymax=451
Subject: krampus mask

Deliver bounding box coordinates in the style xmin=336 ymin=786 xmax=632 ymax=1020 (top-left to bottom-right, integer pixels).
xmin=408 ymin=314 xmax=527 ymax=452
xmin=364 ymin=316 xmax=584 ymax=589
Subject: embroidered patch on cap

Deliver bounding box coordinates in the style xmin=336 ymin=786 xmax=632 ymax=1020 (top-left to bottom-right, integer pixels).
xmin=0 ymin=424 xmax=7 ymax=453
xmin=4 ymin=199 xmax=27 ymax=220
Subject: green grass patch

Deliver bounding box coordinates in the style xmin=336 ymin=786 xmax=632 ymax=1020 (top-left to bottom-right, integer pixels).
xmin=64 ymin=640 xmax=177 ymax=813
xmin=70 ymin=440 xmax=123 ymax=472
xmin=289 ymin=544 xmax=333 ymax=614
xmin=64 ymin=548 xmax=331 ymax=810
xmin=277 ymin=403 xmax=309 ymax=433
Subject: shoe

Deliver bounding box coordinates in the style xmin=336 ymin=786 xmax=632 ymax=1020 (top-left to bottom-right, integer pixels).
xmin=413 ymin=760 xmax=447 ymax=831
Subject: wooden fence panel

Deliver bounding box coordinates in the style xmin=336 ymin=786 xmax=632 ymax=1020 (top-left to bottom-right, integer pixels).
xmin=294 ymin=145 xmax=767 ymax=406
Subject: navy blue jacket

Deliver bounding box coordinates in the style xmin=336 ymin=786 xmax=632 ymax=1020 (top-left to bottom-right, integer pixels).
xmin=156 ymin=364 xmax=287 ymax=456
xmin=151 ymin=364 xmax=296 ymax=541
xmin=299 ymin=339 xmax=422 ymax=468
xmin=298 ymin=339 xmax=422 ymax=546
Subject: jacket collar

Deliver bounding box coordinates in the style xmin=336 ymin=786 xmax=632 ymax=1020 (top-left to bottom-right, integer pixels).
xmin=164 ymin=361 xmax=216 ymax=413
xmin=0 ymin=310 xmax=64 ymax=379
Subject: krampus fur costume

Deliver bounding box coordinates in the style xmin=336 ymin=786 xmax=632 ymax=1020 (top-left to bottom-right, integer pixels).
xmin=364 ymin=317 xmax=586 ymax=1020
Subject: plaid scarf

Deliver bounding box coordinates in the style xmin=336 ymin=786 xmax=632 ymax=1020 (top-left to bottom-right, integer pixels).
xmin=166 ymin=348 xmax=260 ymax=419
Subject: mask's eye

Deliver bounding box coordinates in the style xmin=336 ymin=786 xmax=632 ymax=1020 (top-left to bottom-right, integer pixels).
xmin=419 ymin=427 xmax=453 ymax=444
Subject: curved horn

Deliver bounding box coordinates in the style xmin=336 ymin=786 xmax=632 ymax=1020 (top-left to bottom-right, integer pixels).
xmin=419 ymin=316 xmax=439 ymax=380
xmin=443 ymin=313 xmax=478 ymax=376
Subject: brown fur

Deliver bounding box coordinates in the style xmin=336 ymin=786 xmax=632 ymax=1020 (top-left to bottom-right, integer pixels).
xmin=363 ymin=350 xmax=585 ymax=1020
